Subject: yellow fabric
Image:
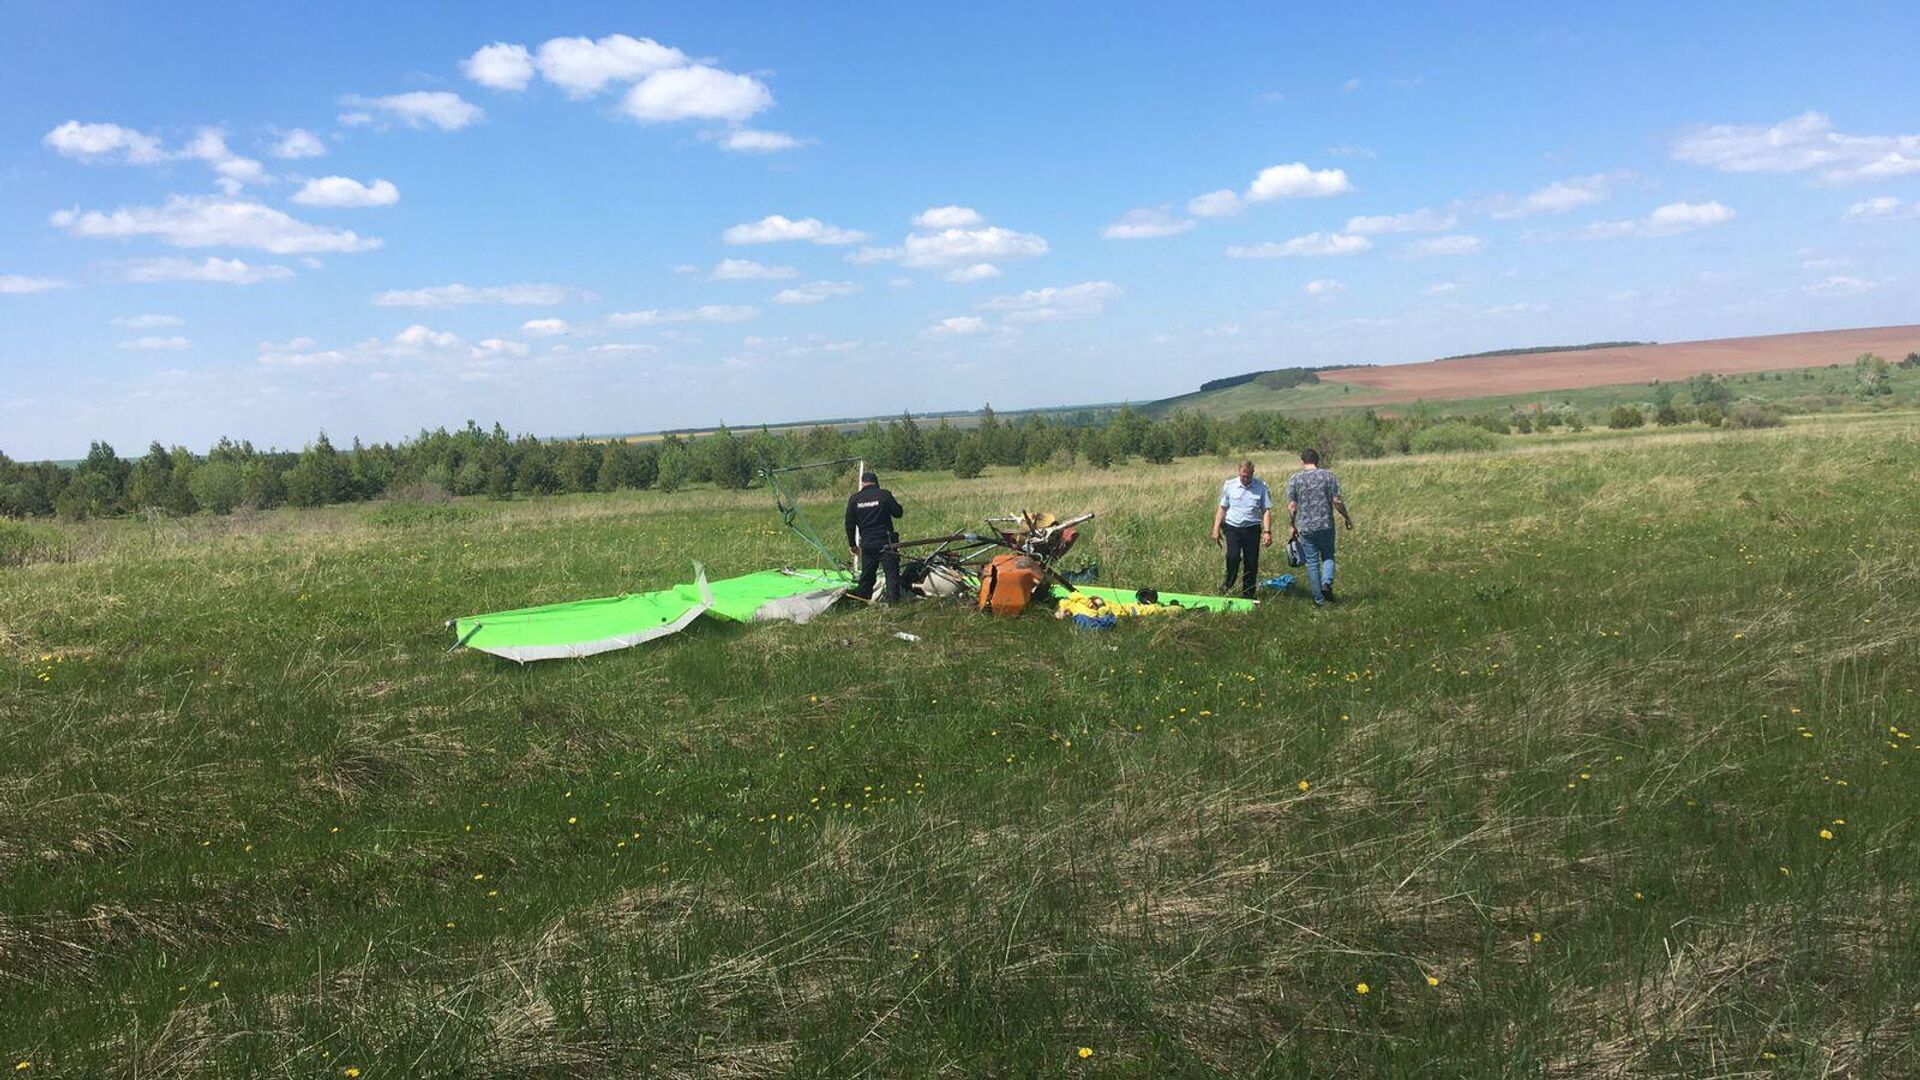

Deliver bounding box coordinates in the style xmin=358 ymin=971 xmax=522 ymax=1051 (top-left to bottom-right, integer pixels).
xmin=1053 ymin=594 xmax=1174 ymax=619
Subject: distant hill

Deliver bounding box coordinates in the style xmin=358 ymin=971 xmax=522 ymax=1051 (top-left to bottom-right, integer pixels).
xmin=1145 ymin=325 xmax=1920 ymax=419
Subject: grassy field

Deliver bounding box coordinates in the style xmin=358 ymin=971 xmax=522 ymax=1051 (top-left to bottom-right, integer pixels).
xmin=4 ymin=414 xmax=1919 ymax=1077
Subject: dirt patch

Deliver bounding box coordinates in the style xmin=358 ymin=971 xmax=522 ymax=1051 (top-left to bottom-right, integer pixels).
xmin=1321 ymin=325 xmax=1920 ymax=403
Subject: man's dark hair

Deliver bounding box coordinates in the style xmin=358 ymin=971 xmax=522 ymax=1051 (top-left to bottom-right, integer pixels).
xmin=860 ymin=470 xmax=878 ymax=484
xmin=1300 ymin=448 xmax=1320 ymax=466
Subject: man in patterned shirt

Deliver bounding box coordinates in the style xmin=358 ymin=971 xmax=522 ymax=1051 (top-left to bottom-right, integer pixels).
xmin=1285 ymin=448 xmax=1353 ymax=607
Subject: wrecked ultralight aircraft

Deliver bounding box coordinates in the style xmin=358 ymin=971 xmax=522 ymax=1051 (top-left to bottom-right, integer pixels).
xmin=448 ymin=456 xmax=1248 ymax=663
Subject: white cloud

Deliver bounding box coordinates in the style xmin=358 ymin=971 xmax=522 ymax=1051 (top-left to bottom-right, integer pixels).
xmin=923 ymin=316 xmax=988 ymax=337
xmin=373 ymin=283 xmax=574 ymax=307
xmin=899 ymin=226 xmax=1047 ymax=267
xmin=723 ymin=214 xmax=869 ymax=245
xmin=720 ymin=129 xmax=806 ymax=152
xmin=475 ymin=337 xmax=530 ymax=357
xmin=587 ymin=342 xmax=661 ymax=357
xmin=913 ymin=206 xmax=986 ymax=229
xmin=1226 ymin=232 xmax=1371 ymax=258
xmin=0 ymin=275 xmax=69 ymax=295
xmin=1482 ymin=302 xmax=1547 ymax=316
xmin=52 ymin=196 xmax=381 ymax=254
xmin=1671 ymin=111 xmax=1920 ymax=184
xmin=1803 ymin=276 xmax=1887 ymax=296
xmin=1487 ymin=172 xmax=1621 ymax=218
xmin=707 ymin=258 xmax=798 ymax=280
xmin=1346 ymin=207 xmax=1457 ymax=235
xmin=339 ymin=91 xmax=483 ymax=131
xmin=608 ymin=305 xmax=758 ymax=326
xmin=943 ymin=263 xmax=1002 ymax=284
xmin=1846 ymin=196 xmax=1920 ymax=220
xmin=1246 ymin=162 xmax=1353 ymax=201
xmin=271 ymin=128 xmax=327 ymax=159
xmin=1342 ymin=78 xmax=1362 ymax=93
xmin=534 ymin=34 xmax=689 ymax=97
xmin=1422 ymin=281 xmax=1460 ymax=296
xmin=623 ymin=65 xmax=771 ymax=123
xmin=978 ymin=280 xmax=1118 ymax=322
xmin=119 ymin=256 xmax=294 ymax=284
xmin=43 ymin=120 xmax=164 ymax=164
xmin=1326 ymin=144 xmax=1376 ymax=159
xmin=179 ymin=128 xmax=266 ymax=194
xmin=1405 ymin=234 xmax=1485 ymax=257
xmin=395 ymin=324 xmax=462 ymax=349
xmin=291 ymin=176 xmax=399 ymax=208
xmin=112 ymin=313 xmax=183 ymax=328
xmin=1186 ymin=189 xmax=1244 ymax=218
xmin=463 ymin=42 xmax=536 ymax=91
xmin=1102 ymin=206 xmax=1193 ymax=240
xmin=521 ymin=318 xmax=570 ymax=336
xmin=773 ymin=280 xmax=860 ymax=305
xmin=119 ymin=335 xmax=190 ymax=351
xmin=1575 ymin=201 xmax=1736 ymax=240
xmin=1304 ymin=279 xmax=1345 ymax=297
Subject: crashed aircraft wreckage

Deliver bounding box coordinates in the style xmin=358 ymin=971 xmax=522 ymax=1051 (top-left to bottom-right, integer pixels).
xmin=448 ymin=456 xmax=1249 ymax=663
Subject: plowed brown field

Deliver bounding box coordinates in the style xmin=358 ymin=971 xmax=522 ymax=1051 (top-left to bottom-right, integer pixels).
xmin=1320 ymin=324 xmax=1920 ymax=402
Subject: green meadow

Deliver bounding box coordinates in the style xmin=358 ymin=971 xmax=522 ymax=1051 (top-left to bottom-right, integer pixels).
xmin=3 ymin=414 xmax=1918 ymax=1077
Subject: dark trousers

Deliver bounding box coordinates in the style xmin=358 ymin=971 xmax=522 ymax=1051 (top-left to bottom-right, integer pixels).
xmin=854 ymin=545 xmax=900 ymax=603
xmin=1221 ymin=523 xmax=1262 ymax=597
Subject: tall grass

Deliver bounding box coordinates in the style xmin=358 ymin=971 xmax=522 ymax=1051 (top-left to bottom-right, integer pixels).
xmin=1 ymin=415 xmax=1916 ymax=1076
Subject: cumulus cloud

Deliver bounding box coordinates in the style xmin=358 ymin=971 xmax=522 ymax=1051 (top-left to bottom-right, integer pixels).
xmin=52 ymin=196 xmax=381 ymax=254
xmin=0 ymin=274 xmax=69 ymax=294
xmin=119 ymin=335 xmax=190 ymax=351
xmin=260 ymin=324 xmax=541 ymax=368
xmin=1346 ymin=207 xmax=1457 ymax=235
xmin=923 ymin=316 xmax=988 ymax=337
xmin=1246 ymin=162 xmax=1353 ymax=201
xmin=271 ymin=128 xmax=327 ymax=159
xmin=773 ymin=280 xmax=860 ymax=305
xmin=1482 ymin=302 xmax=1547 ymax=316
xmin=943 ymin=263 xmax=1002 ymax=284
xmin=723 ymin=214 xmax=869 ymax=245
xmin=1672 ymin=111 xmax=1920 ymax=184
xmin=42 ymin=120 xmax=164 ymax=164
xmin=339 ymin=91 xmax=484 ymax=131
xmin=1226 ymin=232 xmax=1371 ymax=258
xmin=533 ymin=34 xmax=689 ymax=97
xmin=978 ymin=280 xmax=1118 ymax=322
xmin=1846 ymin=196 xmax=1920 ymax=220
xmin=623 ymin=65 xmax=771 ymax=123
xmin=1803 ymin=276 xmax=1887 ymax=295
xmin=1486 ymin=172 xmax=1622 ymax=218
xmin=720 ymin=129 xmax=806 ymax=152
xmin=1422 ymin=281 xmax=1460 ymax=296
xmin=1304 ymin=279 xmax=1345 ymax=297
xmin=607 ymin=305 xmax=758 ymax=326
xmin=291 ymin=176 xmax=400 ymax=208
xmin=179 ymin=128 xmax=266 ymax=194
xmin=373 ymin=283 xmax=575 ymax=307
xmin=706 ymin=258 xmax=798 ymax=280
xmin=913 ymin=206 xmax=986 ymax=229
xmin=462 ymin=42 xmax=536 ymax=90
xmin=113 ymin=313 xmax=183 ymax=328
xmin=1404 ymin=234 xmax=1485 ymax=257
xmin=521 ymin=318 xmax=570 ymax=336
xmin=1575 ymin=201 xmax=1736 ymax=239
xmin=119 ymin=256 xmax=294 ymax=284
xmin=1186 ymin=189 xmax=1244 ymax=218
xmin=1102 ymin=206 xmax=1193 ymax=240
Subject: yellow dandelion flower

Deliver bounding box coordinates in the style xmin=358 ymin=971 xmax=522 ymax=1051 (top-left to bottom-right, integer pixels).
xmin=208 ymin=979 xmax=220 ymax=988
xmin=1297 ymin=780 xmax=1310 ymax=792
xmin=1354 ymin=981 xmax=1371 ymax=995
xmin=1779 ymin=866 xmax=1791 ymax=876
xmin=1531 ymin=932 xmax=1543 ymax=944
xmin=567 ymin=817 xmax=577 ymax=825
xmin=1818 ymin=829 xmax=1833 ymax=840
xmin=1426 ymin=975 xmax=1439 ymax=987
xmin=345 ymin=1069 xmax=362 ymax=1078
xmin=15 ymin=1062 xmax=30 ymax=1072
xmin=1077 ymin=1047 xmax=1093 ymax=1059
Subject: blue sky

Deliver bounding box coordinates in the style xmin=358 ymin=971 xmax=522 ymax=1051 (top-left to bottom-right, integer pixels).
xmin=3 ymin=2 xmax=1917 ymax=459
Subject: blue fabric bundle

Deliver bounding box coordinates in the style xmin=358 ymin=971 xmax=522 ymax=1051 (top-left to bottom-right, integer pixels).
xmin=1260 ymin=574 xmax=1295 ymax=591
xmin=1070 ymin=613 xmax=1117 ymax=630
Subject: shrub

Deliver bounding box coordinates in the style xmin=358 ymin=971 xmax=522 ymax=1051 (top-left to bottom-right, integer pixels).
xmin=1606 ymin=405 xmax=1646 ymax=430
xmin=0 ymin=519 xmax=70 ymax=567
xmin=1726 ymin=403 xmax=1785 ymax=429
xmin=1408 ymin=421 xmax=1502 ymax=454
xmin=367 ymin=501 xmax=478 ymax=528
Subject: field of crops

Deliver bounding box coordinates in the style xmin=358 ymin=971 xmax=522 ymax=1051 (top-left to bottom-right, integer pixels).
xmin=4 ymin=414 xmax=1918 ymax=1077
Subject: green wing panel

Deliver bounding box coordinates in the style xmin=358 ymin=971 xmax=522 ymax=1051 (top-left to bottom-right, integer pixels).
xmin=452 ymin=564 xmax=714 ymax=663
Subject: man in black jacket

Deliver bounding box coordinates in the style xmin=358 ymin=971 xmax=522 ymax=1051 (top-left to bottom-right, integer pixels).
xmin=844 ymin=470 xmax=904 ymax=603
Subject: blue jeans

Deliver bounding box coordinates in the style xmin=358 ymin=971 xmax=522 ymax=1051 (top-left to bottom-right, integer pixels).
xmin=1299 ymin=527 xmax=1336 ymax=603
